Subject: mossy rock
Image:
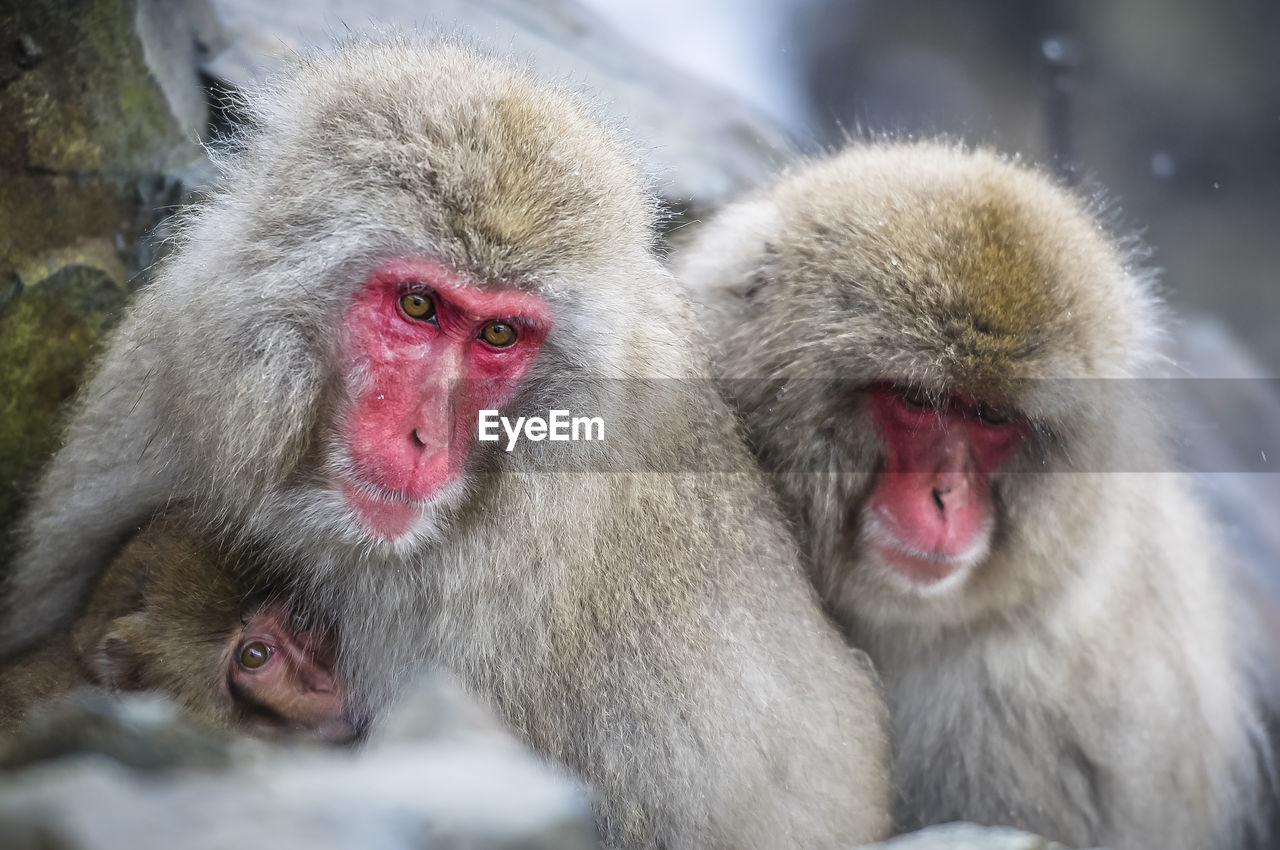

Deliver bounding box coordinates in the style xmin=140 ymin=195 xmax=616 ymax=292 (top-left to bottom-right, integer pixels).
xmin=0 ymin=0 xmax=216 ymax=570
xmin=0 ymin=265 xmax=130 ymax=570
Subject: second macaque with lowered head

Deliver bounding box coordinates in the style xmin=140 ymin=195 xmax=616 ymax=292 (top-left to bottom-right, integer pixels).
xmin=677 ymin=142 xmax=1270 ymax=849
xmin=0 ymin=514 xmax=354 ymax=743
xmin=2 ymin=40 xmax=891 ymax=847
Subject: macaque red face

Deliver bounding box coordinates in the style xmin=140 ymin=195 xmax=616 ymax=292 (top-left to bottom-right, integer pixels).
xmin=229 ymin=603 xmax=355 ymax=742
xmin=337 ymin=258 xmax=550 ymax=541
xmin=862 ymin=384 xmax=1029 ymax=587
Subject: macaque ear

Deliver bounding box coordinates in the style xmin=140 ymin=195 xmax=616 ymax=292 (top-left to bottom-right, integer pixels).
xmin=91 ymin=617 xmax=145 ymax=692
xmin=678 ymin=199 xmax=785 ymax=303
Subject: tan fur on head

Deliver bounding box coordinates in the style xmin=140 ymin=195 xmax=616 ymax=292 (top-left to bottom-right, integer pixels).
xmin=684 ymin=142 xmax=1162 ymax=416
xmin=239 ymin=39 xmax=656 ymax=280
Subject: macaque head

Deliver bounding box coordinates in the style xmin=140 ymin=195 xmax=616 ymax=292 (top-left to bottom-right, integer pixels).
xmin=158 ymin=41 xmax=659 ymax=555
xmin=226 ymin=603 xmax=354 ymax=742
xmin=95 ymin=599 xmax=356 ymax=743
xmin=684 ymin=142 xmax=1161 ymax=628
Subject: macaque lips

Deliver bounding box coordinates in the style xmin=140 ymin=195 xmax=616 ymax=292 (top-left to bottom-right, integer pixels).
xmin=338 ymin=257 xmax=550 ymax=540
xmin=340 ymin=482 xmax=420 ymax=541
xmin=865 ymin=384 xmax=1028 ymax=584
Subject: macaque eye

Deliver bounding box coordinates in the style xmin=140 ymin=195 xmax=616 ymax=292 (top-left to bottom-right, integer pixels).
xmin=479 ymin=320 xmax=517 ymax=347
xmin=896 ymin=385 xmax=936 ymax=410
xmin=975 ymin=402 xmax=1011 ymax=425
xmin=239 ymin=641 xmax=272 ymax=669
xmin=399 ymin=292 xmax=436 ymax=321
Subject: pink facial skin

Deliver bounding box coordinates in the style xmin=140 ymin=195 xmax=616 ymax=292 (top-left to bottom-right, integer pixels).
xmin=230 ymin=603 xmax=355 ymax=743
xmin=865 ymin=384 xmax=1029 ymax=584
xmin=339 ymin=258 xmax=550 ymax=540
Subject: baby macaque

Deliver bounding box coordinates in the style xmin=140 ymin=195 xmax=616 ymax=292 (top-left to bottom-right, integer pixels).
xmin=0 ymin=515 xmax=354 ymax=743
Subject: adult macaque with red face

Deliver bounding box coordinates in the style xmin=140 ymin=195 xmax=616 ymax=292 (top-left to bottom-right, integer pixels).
xmin=677 ymin=142 xmax=1270 ymax=850
xmin=1 ymin=40 xmax=891 ymax=848
xmin=0 ymin=516 xmax=353 ymax=743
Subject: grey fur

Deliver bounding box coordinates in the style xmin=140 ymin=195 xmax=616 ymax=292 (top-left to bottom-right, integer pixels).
xmin=4 ymin=40 xmax=891 ymax=849
xmin=676 ymin=141 xmax=1269 ymax=850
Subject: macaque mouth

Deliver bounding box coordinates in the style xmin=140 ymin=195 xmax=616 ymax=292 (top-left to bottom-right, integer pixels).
xmin=339 ymin=478 xmax=425 ymax=541
xmin=863 ymin=509 xmax=990 ymax=584
xmin=340 ymin=476 xmax=432 ymax=507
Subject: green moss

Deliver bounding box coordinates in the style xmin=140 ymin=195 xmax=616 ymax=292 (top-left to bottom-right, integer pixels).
xmin=0 ymin=265 xmax=128 ymax=570
xmin=6 ymin=0 xmax=203 ymax=174
xmin=0 ymin=0 xmax=210 ymax=573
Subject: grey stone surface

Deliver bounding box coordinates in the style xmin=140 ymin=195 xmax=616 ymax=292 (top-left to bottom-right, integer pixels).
xmin=0 ymin=678 xmax=600 ymax=850
xmin=0 ymin=689 xmax=233 ymax=772
xmin=203 ymin=0 xmax=793 ymax=215
xmin=863 ymin=822 xmax=1071 ymax=849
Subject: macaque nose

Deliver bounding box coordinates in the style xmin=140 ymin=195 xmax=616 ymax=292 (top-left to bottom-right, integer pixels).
xmin=409 ymin=380 xmax=455 ymax=457
xmin=930 ymin=435 xmax=973 ymax=516
xmin=410 ymin=410 xmax=451 ymax=457
xmin=931 ymin=475 xmax=971 ymax=515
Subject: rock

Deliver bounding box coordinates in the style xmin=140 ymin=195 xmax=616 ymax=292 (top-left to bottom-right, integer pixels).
xmin=863 ymin=822 xmax=1071 ymax=849
xmin=203 ymin=0 xmax=793 ymax=219
xmin=0 ymin=676 xmax=599 ymax=850
xmin=0 ymin=0 xmax=221 ymax=571
xmin=0 ymin=264 xmax=132 ymax=560
xmin=0 ymin=689 xmax=233 ymax=772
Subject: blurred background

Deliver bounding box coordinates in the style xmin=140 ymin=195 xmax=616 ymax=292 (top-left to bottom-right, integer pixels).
xmin=590 ymin=0 xmax=1280 ymax=374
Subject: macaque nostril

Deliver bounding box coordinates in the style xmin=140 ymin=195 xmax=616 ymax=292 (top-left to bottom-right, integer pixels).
xmin=932 ymin=488 xmax=948 ymax=512
xmin=412 ymin=428 xmax=427 ymax=448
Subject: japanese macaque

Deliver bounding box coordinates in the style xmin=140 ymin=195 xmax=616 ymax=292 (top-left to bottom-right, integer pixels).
xmin=675 ymin=142 xmax=1270 ymax=849
xmin=1 ymin=40 xmax=892 ymax=847
xmin=0 ymin=515 xmax=354 ymax=743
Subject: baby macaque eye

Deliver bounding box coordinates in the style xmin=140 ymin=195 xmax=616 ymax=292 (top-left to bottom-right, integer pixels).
xmin=400 ymin=291 xmax=436 ymax=320
xmin=896 ymin=385 xmax=936 ymax=410
xmin=479 ymin=320 xmax=517 ymax=347
xmin=239 ymin=640 xmax=272 ymax=669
